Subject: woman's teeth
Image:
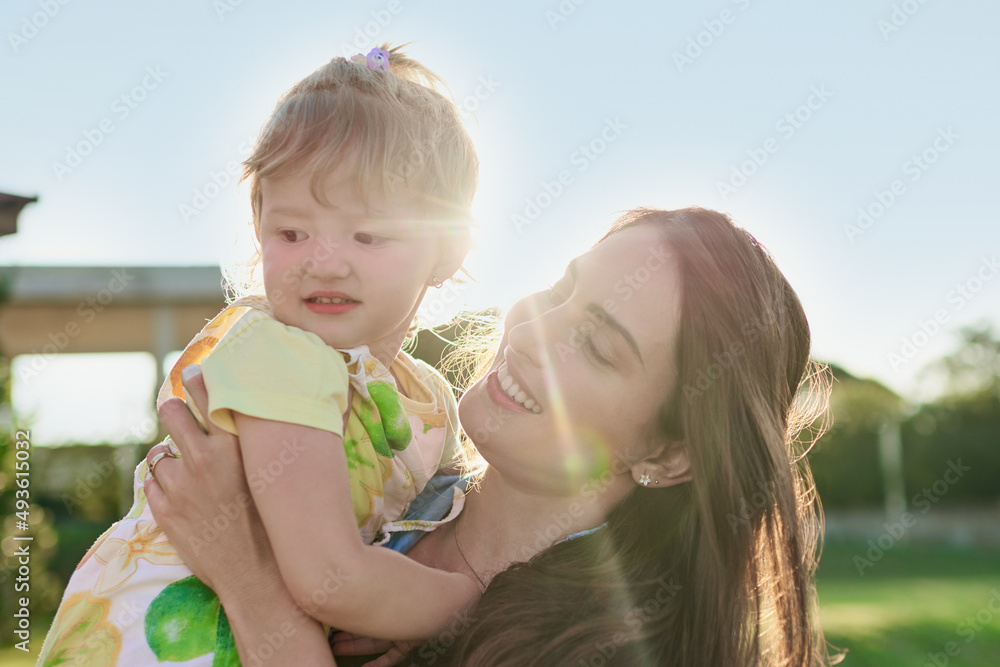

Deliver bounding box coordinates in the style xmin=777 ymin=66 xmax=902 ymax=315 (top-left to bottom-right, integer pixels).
xmin=498 ymin=366 xmax=541 ymax=413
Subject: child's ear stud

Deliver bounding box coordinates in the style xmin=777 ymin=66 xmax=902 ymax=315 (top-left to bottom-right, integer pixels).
xmin=429 ymin=276 xmax=444 ymax=288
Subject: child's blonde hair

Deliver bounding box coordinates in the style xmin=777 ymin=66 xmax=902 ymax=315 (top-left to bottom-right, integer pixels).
xmin=228 ymin=43 xmax=479 ymax=299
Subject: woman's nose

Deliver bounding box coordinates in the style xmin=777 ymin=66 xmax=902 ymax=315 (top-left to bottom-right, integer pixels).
xmin=505 ymin=295 xmax=561 ymax=369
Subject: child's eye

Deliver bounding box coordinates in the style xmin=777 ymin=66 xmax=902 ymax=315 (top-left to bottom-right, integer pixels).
xmin=355 ymin=232 xmax=388 ymax=246
xmin=280 ymin=230 xmax=304 ymax=243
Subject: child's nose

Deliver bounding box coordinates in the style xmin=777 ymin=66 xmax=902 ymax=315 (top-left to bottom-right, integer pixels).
xmin=305 ymin=235 xmax=351 ymax=278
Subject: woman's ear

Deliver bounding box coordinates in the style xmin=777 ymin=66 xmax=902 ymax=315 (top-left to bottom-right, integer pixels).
xmin=631 ymin=441 xmax=691 ymax=488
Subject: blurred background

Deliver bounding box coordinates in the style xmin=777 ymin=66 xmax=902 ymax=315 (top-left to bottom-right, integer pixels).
xmin=1 ymin=0 xmax=998 ymax=664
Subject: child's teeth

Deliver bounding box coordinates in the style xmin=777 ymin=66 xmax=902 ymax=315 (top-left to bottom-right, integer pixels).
xmin=531 ymin=405 xmax=541 ymax=413
xmin=514 ymin=391 xmax=527 ymax=403
xmin=506 ymin=382 xmax=520 ymax=398
xmin=523 ymin=398 xmax=535 ymax=410
xmin=498 ymin=366 xmax=509 ymax=382
xmin=501 ymin=375 xmax=514 ymax=392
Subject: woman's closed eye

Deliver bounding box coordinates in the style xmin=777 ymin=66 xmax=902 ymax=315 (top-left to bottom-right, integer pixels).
xmin=545 ymin=277 xmax=573 ymax=308
xmin=574 ymin=322 xmax=616 ymax=367
xmin=544 ymin=281 xmax=618 ymax=368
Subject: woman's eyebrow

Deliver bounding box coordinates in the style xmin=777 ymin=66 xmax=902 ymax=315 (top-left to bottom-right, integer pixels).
xmin=569 ymin=257 xmax=644 ymax=365
xmin=586 ymin=303 xmax=644 ymax=365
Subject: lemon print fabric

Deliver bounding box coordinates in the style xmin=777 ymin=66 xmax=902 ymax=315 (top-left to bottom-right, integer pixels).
xmin=37 ymin=592 xmax=122 ymax=666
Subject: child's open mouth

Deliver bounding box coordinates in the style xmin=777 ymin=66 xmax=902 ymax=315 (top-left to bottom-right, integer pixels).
xmin=305 ymin=293 xmax=360 ymax=313
xmin=308 ymin=296 xmax=357 ymax=304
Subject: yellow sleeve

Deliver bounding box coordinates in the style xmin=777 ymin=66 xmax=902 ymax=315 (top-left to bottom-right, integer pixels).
xmin=197 ymin=310 xmax=350 ymax=437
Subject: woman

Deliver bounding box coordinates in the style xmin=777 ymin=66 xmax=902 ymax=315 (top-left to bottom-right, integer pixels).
xmin=145 ymin=207 xmax=833 ymax=666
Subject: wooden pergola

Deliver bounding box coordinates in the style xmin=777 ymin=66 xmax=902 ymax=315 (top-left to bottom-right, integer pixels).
xmin=0 ymin=191 xmax=37 ymax=238
xmin=0 ymin=265 xmax=226 ymax=392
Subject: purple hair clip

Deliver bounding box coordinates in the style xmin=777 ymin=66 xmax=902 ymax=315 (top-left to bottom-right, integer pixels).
xmin=351 ymin=47 xmax=391 ymax=72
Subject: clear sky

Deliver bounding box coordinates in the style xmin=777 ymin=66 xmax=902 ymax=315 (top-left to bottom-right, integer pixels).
xmin=2 ymin=0 xmax=998 ymax=442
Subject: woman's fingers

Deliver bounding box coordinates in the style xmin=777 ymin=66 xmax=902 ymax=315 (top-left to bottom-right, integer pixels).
xmin=157 ymin=397 xmax=202 ymax=459
xmin=180 ymin=365 xmax=227 ymax=436
xmin=363 ymin=647 xmax=408 ymax=667
xmin=144 ymin=441 xmax=178 ymax=472
xmin=329 ymin=634 xmax=394 ymax=656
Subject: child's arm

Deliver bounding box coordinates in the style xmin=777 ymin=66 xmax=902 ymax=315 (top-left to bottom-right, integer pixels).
xmin=234 ymin=413 xmax=481 ymax=641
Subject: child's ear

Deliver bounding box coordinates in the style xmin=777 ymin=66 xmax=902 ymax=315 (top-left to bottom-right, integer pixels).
xmin=428 ymin=228 xmax=471 ymax=286
xmin=630 ymin=441 xmax=691 ymax=488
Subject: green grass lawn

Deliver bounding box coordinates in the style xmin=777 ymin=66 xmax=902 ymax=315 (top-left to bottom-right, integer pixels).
xmin=818 ymin=540 xmax=1000 ymax=666
xmin=5 ymin=540 xmax=999 ymax=666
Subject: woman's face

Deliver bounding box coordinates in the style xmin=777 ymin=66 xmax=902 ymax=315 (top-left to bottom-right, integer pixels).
xmin=459 ymin=224 xmax=683 ymax=494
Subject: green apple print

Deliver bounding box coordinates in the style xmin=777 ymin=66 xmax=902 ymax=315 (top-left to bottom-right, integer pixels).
xmin=358 ymin=381 xmax=412 ymax=457
xmin=368 ymin=381 xmax=412 ymax=451
xmin=145 ymin=576 xmax=240 ymax=666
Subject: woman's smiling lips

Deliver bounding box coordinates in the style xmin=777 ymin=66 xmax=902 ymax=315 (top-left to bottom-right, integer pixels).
xmin=486 ymin=369 xmax=531 ymax=413
xmin=303 ymin=291 xmax=360 ymax=315
xmin=486 ymin=360 xmax=543 ymax=414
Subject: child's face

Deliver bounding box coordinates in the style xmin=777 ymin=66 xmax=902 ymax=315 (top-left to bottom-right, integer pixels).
xmin=258 ymin=169 xmax=445 ymax=355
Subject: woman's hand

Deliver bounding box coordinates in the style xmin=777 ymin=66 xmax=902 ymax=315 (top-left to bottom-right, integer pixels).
xmin=145 ymin=366 xmax=336 ymax=665
xmin=144 ymin=366 xmax=274 ymax=599
xmin=330 ymin=632 xmax=423 ymax=667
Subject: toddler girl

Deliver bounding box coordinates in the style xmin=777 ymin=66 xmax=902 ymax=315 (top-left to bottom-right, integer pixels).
xmin=38 ymin=44 xmax=482 ymax=666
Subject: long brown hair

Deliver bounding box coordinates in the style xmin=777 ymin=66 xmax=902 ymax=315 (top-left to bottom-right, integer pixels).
xmin=422 ymin=208 xmax=834 ymax=666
